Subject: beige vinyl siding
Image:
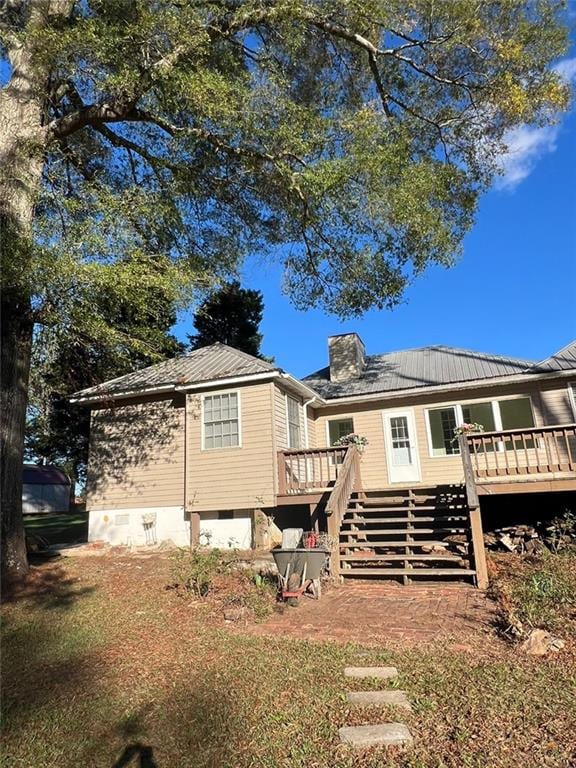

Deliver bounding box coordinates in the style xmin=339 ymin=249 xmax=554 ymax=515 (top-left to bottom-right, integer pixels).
xmin=306 ymin=406 xmax=317 ymax=448
xmin=273 ymin=384 xmax=289 ymax=451
xmin=311 ymin=378 xmax=573 ymax=490
xmin=186 ymin=382 xmax=276 ymax=511
xmin=535 ymin=381 xmax=575 ymax=425
xmin=87 ymin=395 xmax=185 ymax=510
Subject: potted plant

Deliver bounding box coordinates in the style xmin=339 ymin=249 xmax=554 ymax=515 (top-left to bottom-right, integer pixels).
xmin=335 ymin=433 xmax=369 ymax=452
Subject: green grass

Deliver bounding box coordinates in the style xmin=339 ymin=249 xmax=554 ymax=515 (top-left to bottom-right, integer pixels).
xmin=1 ymin=556 xmax=575 ymax=768
xmin=24 ymin=511 xmax=88 ymax=546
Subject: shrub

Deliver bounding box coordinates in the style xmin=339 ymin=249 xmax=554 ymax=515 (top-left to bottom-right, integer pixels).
xmin=171 ymin=547 xmax=230 ymax=598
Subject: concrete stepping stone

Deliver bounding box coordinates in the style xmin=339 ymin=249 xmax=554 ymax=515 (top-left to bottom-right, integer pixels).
xmin=344 ymin=666 xmax=398 ymax=679
xmin=347 ymin=690 xmax=412 ymax=711
xmin=339 ymin=723 xmax=413 ymax=747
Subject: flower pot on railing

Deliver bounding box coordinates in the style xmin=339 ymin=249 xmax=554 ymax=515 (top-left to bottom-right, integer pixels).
xmin=334 ymin=433 xmax=369 ymax=454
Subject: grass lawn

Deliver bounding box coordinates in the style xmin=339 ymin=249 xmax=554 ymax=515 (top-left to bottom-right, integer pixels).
xmin=23 ymin=511 xmax=89 ymax=546
xmin=1 ymin=554 xmax=575 ymax=768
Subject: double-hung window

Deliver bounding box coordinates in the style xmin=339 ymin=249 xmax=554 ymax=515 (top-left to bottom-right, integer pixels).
xmin=203 ymin=392 xmax=240 ymax=449
xmin=286 ymin=396 xmax=302 ymax=449
xmin=427 ymin=397 xmax=534 ymax=457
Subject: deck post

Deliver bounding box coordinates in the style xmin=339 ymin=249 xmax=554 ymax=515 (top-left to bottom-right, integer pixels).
xmin=277 ymin=451 xmax=287 ymax=495
xmin=327 ymin=510 xmax=340 ymax=578
xmin=469 ymin=507 xmax=488 ymax=590
xmin=190 ymin=511 xmax=201 ymax=549
xmin=458 ymin=434 xmax=488 ymax=589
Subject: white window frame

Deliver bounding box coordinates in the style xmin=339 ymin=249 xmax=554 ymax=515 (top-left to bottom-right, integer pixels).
xmin=425 ymin=395 xmax=535 ymax=458
xmin=325 ymin=416 xmax=355 ymax=447
xmin=201 ymin=389 xmax=242 ymax=451
xmin=285 ymin=394 xmax=303 ymax=449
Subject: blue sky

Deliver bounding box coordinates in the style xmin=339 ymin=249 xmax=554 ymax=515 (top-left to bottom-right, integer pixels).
xmin=174 ymin=58 xmax=576 ymax=378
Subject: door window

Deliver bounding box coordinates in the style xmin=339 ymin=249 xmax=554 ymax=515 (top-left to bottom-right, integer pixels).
xmin=390 ymin=415 xmax=412 ymax=466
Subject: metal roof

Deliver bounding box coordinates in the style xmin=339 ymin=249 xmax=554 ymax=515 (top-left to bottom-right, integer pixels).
xmin=73 ymin=343 xmax=279 ymax=398
xmin=528 ymin=340 xmax=576 ymax=373
xmin=302 ymin=345 xmax=535 ymax=400
xmin=23 ymin=464 xmax=70 ymax=485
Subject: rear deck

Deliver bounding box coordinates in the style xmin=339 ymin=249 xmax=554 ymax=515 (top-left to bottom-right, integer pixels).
xmin=275 ymin=423 xmax=576 ymax=588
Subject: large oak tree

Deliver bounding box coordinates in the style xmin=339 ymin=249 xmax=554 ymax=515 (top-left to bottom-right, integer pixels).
xmin=0 ymin=0 xmax=570 ymax=580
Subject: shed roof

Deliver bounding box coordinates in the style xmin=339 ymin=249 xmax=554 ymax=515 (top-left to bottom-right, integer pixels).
xmin=303 ymin=345 xmax=534 ymax=399
xmin=23 ymin=465 xmax=70 ymax=485
xmin=73 ymin=343 xmax=279 ymax=399
xmin=528 ymin=340 xmax=576 ymax=373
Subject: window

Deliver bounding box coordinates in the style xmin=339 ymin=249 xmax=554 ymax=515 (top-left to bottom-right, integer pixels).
xmin=426 ymin=397 xmax=535 ymax=457
xmin=499 ymin=397 xmax=534 ymax=430
xmin=461 ymin=402 xmax=496 ymax=431
xmin=203 ymin=392 xmax=240 ymax=449
xmin=328 ymin=418 xmax=354 ymax=446
xmin=389 ymin=415 xmax=412 ymax=466
xmin=286 ymin=396 xmax=302 ymax=448
xmin=428 ymin=407 xmax=459 ymax=456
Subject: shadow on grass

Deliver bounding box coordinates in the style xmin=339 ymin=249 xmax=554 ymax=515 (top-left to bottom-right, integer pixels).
xmin=1 ymin=562 xmax=95 ymax=609
xmin=112 ymin=743 xmax=158 ymax=768
xmin=101 ymin=675 xmax=244 ymax=768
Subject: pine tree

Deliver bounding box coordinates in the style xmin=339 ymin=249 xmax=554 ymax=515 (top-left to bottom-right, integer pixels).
xmin=189 ymin=282 xmax=265 ymax=358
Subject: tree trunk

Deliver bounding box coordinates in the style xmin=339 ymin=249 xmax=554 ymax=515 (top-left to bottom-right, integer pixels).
xmin=0 ymin=2 xmax=52 ymax=582
xmin=1 ymin=296 xmax=34 ymax=581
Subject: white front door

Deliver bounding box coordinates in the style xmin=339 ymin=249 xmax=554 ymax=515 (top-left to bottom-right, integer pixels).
xmin=382 ymin=409 xmax=421 ymax=484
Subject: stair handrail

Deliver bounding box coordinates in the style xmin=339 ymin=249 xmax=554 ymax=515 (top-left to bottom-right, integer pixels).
xmin=325 ymin=444 xmax=362 ymax=575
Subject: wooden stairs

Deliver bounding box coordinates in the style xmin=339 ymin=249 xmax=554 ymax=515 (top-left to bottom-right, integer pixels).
xmin=338 ymin=486 xmax=478 ymax=585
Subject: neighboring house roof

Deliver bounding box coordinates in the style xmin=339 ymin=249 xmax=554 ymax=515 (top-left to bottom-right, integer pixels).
xmin=23 ymin=465 xmax=70 ymax=485
xmin=303 ymin=345 xmax=534 ymax=400
xmin=73 ymin=343 xmax=279 ymax=399
xmin=528 ymin=340 xmax=576 ymax=373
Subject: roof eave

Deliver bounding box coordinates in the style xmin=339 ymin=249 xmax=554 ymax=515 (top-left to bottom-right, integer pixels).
xmin=313 ymin=368 xmax=576 ymax=407
xmin=71 ymin=370 xmax=283 ymax=405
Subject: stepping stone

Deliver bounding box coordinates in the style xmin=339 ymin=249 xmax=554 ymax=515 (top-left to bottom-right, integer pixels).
xmin=347 ymin=690 xmax=412 ymax=711
xmin=344 ymin=666 xmax=398 ymax=679
xmin=339 ymin=723 xmax=413 ymax=748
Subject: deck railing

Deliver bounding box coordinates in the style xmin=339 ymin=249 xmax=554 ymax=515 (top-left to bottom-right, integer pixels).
xmin=277 ymin=446 xmax=348 ymax=495
xmin=463 ymin=424 xmax=576 ymax=479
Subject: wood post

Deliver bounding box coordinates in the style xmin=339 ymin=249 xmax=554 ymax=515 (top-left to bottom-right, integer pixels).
xmin=327 ymin=510 xmax=340 ymax=577
xmin=189 ymin=511 xmax=201 ymax=549
xmin=458 ymin=433 xmax=488 ymax=589
xmin=277 ymin=451 xmax=287 ymax=495
xmin=252 ymin=508 xmax=269 ymax=550
xmin=469 ymin=506 xmax=488 ymax=590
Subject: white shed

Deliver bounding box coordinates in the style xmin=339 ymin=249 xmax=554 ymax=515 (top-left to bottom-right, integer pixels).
xmin=22 ymin=465 xmax=72 ymax=515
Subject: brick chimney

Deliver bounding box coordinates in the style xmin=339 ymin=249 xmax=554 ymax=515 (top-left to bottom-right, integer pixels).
xmin=328 ymin=333 xmax=365 ymax=382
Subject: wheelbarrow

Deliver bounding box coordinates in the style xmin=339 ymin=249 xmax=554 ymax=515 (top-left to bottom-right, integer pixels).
xmin=272 ymin=548 xmax=328 ymax=604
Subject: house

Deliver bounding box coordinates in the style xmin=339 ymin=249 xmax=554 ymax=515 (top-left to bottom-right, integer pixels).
xmin=22 ymin=464 xmax=72 ymax=515
xmin=72 ymin=335 xmax=576 ymax=587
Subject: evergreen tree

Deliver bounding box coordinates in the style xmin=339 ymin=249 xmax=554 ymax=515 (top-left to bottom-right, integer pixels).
xmin=189 ymin=282 xmax=265 ymax=358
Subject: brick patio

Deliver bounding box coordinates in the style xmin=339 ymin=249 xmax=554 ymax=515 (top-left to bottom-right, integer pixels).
xmin=243 ymin=581 xmax=495 ymax=646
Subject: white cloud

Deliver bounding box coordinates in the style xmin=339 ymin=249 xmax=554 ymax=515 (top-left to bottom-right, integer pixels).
xmin=495 ymin=57 xmax=576 ymax=191
xmin=553 ymin=57 xmax=576 ymax=84
xmin=496 ymin=124 xmax=559 ymax=190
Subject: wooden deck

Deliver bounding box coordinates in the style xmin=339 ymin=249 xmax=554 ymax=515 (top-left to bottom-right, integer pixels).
xmin=462 ymin=424 xmax=576 ymax=495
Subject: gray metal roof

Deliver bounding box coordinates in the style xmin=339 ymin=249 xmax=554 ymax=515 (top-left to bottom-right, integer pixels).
xmin=302 ymin=346 xmax=535 ymax=400
xmin=23 ymin=464 xmax=70 ymax=485
xmin=528 ymin=340 xmax=576 ymax=373
xmin=74 ymin=343 xmax=278 ymax=398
